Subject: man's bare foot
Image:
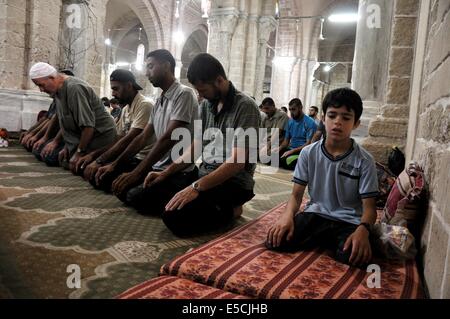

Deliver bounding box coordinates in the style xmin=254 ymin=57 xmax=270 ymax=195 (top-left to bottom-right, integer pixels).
xmin=233 ymin=206 xmax=243 ymax=218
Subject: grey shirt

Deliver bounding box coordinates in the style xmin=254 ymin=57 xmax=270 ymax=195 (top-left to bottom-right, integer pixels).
xmin=199 ymin=82 xmax=261 ymax=190
xmin=55 ymin=77 xmax=117 ymax=153
xmin=293 ymin=139 xmax=379 ymax=225
xmin=150 ymin=80 xmax=199 ymax=171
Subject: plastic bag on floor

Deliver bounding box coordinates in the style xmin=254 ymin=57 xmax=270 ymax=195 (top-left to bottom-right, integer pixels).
xmin=372 ymin=222 xmax=417 ymax=260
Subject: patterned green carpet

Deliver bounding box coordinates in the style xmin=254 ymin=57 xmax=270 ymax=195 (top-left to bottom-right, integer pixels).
xmin=0 ymin=144 xmax=293 ymax=298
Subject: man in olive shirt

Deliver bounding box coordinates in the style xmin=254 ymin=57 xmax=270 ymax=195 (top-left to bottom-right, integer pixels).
xmin=80 ymin=69 xmax=155 ymax=191
xmin=29 ymin=62 xmax=117 ymax=173
xmin=259 ymin=97 xmax=289 ymax=159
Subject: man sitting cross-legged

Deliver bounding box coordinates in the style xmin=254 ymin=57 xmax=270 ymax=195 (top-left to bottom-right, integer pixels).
xmin=273 ymin=98 xmax=317 ymax=170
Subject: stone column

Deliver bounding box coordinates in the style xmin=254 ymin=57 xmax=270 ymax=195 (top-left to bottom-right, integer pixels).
xmin=0 ymin=0 xmax=61 ymax=131
xmin=254 ymin=16 xmax=277 ymax=102
xmin=352 ymin=0 xmax=394 ymax=101
xmin=242 ymin=15 xmax=259 ymax=96
xmin=310 ymin=80 xmax=320 ymax=109
xmin=0 ymin=0 xmax=28 ymax=91
xmin=351 ymin=0 xmax=395 ymax=140
xmin=207 ymin=8 xmax=239 ymax=75
xmin=305 ymin=60 xmax=320 ymax=107
xmin=361 ymin=0 xmax=420 ymax=163
xmin=271 ymin=57 xmax=297 ymax=106
xmin=298 ymin=59 xmax=309 ymax=102
xmin=81 ymin=0 xmax=108 ymax=94
xmin=228 ymin=14 xmax=249 ymax=90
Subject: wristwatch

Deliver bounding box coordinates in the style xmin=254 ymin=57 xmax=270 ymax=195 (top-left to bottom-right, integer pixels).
xmin=191 ymin=181 xmax=201 ymax=192
xmin=359 ymin=222 xmax=371 ymax=233
xmin=95 ymin=158 xmax=105 ymax=165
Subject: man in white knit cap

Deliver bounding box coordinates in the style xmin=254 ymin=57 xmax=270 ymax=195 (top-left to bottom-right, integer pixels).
xmin=29 ymin=62 xmax=117 ymax=173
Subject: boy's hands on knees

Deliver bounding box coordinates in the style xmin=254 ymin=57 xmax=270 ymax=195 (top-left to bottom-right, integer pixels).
xmin=344 ymin=226 xmax=372 ymax=266
xmin=267 ymin=213 xmax=295 ymax=248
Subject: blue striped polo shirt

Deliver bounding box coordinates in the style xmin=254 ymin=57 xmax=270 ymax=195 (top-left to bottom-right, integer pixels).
xmin=293 ymin=139 xmax=379 ymax=225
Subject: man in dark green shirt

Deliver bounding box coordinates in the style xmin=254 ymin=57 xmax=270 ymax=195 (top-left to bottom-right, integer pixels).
xmin=29 ymin=62 xmax=117 ymax=173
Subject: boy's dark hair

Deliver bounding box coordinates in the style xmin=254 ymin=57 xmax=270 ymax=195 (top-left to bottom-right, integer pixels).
xmin=322 ymin=87 xmax=363 ymax=123
xmin=281 ymin=106 xmax=288 ymax=112
xmin=187 ymin=53 xmax=227 ymax=85
xmin=310 ymin=106 xmax=319 ymax=112
xmin=261 ymin=97 xmax=275 ymax=107
xmin=288 ymin=98 xmax=303 ymax=108
xmin=146 ymin=49 xmax=176 ymax=74
xmin=110 ymin=98 xmax=119 ymax=105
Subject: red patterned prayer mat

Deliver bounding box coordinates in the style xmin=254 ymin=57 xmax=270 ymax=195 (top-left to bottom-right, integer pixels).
xmin=160 ymin=202 xmax=424 ymax=299
xmin=117 ymin=275 xmax=248 ymax=299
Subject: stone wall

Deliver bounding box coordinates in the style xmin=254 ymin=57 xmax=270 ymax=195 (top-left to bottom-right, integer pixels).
xmin=408 ymin=0 xmax=450 ymax=299
xmin=0 ymin=0 xmax=60 ymax=131
xmin=0 ymin=0 xmax=28 ymax=91
xmin=0 ymin=0 xmax=61 ymax=91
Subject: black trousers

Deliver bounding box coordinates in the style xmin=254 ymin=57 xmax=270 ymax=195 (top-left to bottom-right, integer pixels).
xmin=32 ymin=139 xmax=64 ymax=167
xmin=88 ymin=158 xmax=141 ymax=193
xmin=126 ymin=169 xmax=255 ymax=237
xmin=279 ymin=151 xmax=300 ymax=170
xmin=266 ymin=212 xmax=365 ymax=265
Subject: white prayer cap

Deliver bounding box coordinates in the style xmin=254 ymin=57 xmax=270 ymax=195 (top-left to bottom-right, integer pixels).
xmin=29 ymin=62 xmax=57 ymax=80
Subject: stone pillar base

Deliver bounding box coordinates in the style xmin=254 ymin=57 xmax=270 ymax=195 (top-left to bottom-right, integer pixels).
xmin=0 ymin=89 xmax=52 ymax=132
xmin=361 ymin=136 xmax=406 ymax=164
xmin=353 ymin=100 xmax=381 ymax=138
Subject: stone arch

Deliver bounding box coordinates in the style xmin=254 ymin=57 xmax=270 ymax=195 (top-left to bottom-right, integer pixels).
xmin=102 ymin=0 xmax=168 ymax=97
xmin=180 ymin=26 xmax=208 ymax=85
xmin=177 ymin=0 xmax=207 ymax=50
xmin=105 ymin=0 xmax=164 ymax=52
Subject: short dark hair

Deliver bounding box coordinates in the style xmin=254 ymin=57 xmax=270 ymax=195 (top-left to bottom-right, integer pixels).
xmin=146 ymin=49 xmax=176 ymax=74
xmin=110 ymin=98 xmax=119 ymax=105
xmin=187 ymin=53 xmax=227 ymax=85
xmin=281 ymin=106 xmax=288 ymax=112
xmin=288 ymin=98 xmax=303 ymax=108
xmin=310 ymin=106 xmax=319 ymax=112
xmin=261 ymin=97 xmax=275 ymax=107
xmin=322 ymin=87 xmax=363 ymax=123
